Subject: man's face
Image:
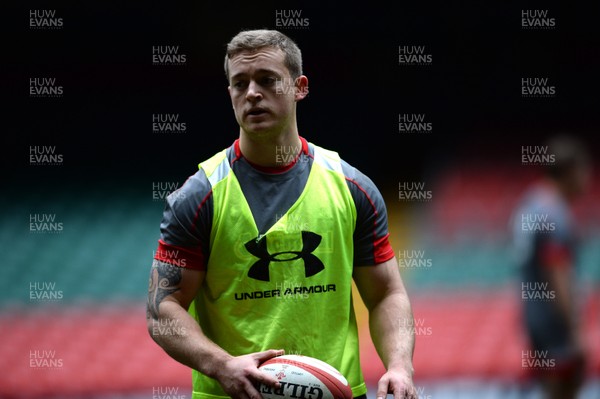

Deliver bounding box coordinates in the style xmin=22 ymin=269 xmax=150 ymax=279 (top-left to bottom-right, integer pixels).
xmin=227 ymin=47 xmax=303 ymax=138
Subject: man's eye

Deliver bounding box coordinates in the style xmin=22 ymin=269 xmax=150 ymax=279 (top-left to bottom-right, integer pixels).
xmin=233 ymin=81 xmax=247 ymax=89
xmin=262 ymin=77 xmax=276 ymax=86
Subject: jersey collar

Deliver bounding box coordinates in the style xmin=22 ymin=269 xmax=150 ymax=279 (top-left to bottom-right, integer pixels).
xmin=233 ymin=136 xmax=309 ymax=174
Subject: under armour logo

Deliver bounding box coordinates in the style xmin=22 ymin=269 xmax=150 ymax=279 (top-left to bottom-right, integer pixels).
xmin=244 ymin=231 xmax=324 ymax=281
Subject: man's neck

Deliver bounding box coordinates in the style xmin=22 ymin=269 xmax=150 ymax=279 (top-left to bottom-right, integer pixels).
xmin=239 ymin=130 xmax=303 ymax=168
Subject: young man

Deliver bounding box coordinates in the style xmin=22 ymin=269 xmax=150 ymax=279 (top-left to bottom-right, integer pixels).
xmin=147 ymin=29 xmax=416 ymax=399
xmin=512 ymin=136 xmax=590 ymax=399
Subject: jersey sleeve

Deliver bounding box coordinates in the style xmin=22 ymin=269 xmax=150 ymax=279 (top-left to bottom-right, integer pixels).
xmin=342 ymin=161 xmax=395 ymax=266
xmin=154 ymin=169 xmax=213 ymax=270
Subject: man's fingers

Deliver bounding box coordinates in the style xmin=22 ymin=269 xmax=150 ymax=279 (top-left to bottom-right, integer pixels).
xmin=242 ymin=378 xmax=264 ymax=399
xmin=395 ymin=386 xmax=417 ymax=399
xmin=250 ymin=348 xmax=285 ymax=388
xmin=247 ymin=366 xmax=281 ymax=389
xmin=252 ymin=348 xmax=284 ymax=363
xmin=376 ymin=375 xmax=389 ymax=399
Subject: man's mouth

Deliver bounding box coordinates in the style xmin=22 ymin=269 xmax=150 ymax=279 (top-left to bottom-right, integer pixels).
xmin=246 ymin=108 xmax=268 ymax=117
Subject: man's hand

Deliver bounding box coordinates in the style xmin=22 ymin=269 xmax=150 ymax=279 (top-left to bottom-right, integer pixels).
xmin=376 ymin=368 xmax=417 ymax=399
xmin=214 ymin=349 xmax=284 ymax=399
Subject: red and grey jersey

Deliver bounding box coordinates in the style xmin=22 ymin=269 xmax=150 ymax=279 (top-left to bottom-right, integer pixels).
xmin=155 ymin=137 xmax=394 ymax=270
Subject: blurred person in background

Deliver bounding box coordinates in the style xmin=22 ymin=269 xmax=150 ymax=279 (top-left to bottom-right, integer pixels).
xmin=512 ymin=135 xmax=591 ymax=399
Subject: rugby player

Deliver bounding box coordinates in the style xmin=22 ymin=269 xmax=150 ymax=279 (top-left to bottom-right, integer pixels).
xmin=147 ymin=29 xmax=416 ymax=399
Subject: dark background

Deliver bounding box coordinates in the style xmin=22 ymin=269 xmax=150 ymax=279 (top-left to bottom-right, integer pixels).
xmin=5 ymin=1 xmax=599 ymax=190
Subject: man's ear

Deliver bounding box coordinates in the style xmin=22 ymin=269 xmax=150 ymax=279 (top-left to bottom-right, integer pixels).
xmin=295 ymin=75 xmax=309 ymax=101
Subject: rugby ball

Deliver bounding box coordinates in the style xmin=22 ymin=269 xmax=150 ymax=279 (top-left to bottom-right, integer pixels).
xmin=258 ymin=355 xmax=353 ymax=399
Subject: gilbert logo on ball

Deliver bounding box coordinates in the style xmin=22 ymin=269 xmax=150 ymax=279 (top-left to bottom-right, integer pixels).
xmin=258 ymin=355 xmax=353 ymax=399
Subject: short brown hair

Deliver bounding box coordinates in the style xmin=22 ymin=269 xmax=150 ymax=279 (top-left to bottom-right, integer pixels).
xmin=224 ymin=29 xmax=303 ymax=81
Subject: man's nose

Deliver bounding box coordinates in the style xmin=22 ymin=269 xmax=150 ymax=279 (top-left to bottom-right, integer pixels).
xmin=245 ymin=80 xmax=263 ymax=102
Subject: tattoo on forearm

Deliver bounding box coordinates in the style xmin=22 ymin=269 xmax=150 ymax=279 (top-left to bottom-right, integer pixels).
xmin=147 ymin=260 xmax=182 ymax=320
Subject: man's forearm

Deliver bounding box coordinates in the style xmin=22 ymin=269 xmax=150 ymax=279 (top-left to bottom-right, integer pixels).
xmin=369 ymin=291 xmax=415 ymax=373
xmin=148 ymin=300 xmax=232 ymax=378
xmin=145 ymin=258 xmax=284 ymax=399
xmin=146 ymin=260 xmax=230 ymax=378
